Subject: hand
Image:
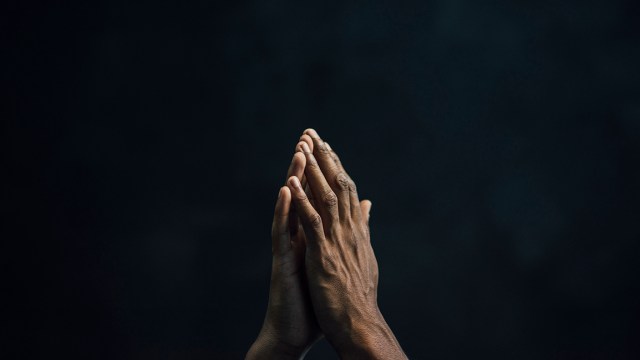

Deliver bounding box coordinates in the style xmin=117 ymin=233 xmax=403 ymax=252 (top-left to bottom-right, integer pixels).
xmin=246 ymin=136 xmax=322 ymax=360
xmin=287 ymin=129 xmax=407 ymax=359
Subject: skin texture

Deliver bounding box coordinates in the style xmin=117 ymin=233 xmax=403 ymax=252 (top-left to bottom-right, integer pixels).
xmin=287 ymin=129 xmax=407 ymax=359
xmin=246 ymin=137 xmax=322 ymax=360
xmin=247 ymin=130 xmax=406 ymax=359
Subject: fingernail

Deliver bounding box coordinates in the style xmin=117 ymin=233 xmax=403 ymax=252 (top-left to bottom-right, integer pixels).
xmin=325 ymin=142 xmax=332 ymax=151
xmin=295 ymin=142 xmax=305 ymax=153
xmin=301 ymin=142 xmax=311 ymax=154
xmin=289 ymin=176 xmax=302 ymax=191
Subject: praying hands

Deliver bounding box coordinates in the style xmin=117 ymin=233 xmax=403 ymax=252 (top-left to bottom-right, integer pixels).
xmin=246 ymin=129 xmax=407 ymax=360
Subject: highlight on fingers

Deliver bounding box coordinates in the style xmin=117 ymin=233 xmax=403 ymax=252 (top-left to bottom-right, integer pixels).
xmin=303 ymin=128 xmax=320 ymax=140
xmin=287 ymin=175 xmax=305 ymax=197
xmin=303 ymin=129 xmax=341 ymax=193
xmin=303 ymin=128 xmax=327 ymax=153
xmin=286 ymin=151 xmax=306 ymax=184
xmin=298 ymin=129 xmax=365 ymax=223
xmin=274 ymin=186 xmax=292 ymax=218
xmin=300 ymin=144 xmax=339 ymax=224
xmin=322 ymin=140 xmax=357 ymax=213
xmin=287 ymin=175 xmax=325 ymax=241
xmin=299 ymin=134 xmax=314 ymax=153
xmin=324 ymin=141 xmax=346 ymax=173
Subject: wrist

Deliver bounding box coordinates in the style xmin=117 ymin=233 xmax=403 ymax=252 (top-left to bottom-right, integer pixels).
xmin=328 ymin=307 xmax=407 ymax=360
xmin=246 ymin=327 xmax=310 ymax=360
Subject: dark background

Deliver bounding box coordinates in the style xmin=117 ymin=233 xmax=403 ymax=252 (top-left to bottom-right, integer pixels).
xmin=5 ymin=0 xmax=640 ymax=359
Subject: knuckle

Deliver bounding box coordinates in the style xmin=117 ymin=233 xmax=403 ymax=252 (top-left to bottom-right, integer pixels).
xmin=348 ymin=179 xmax=358 ymax=193
xmin=294 ymin=191 xmax=308 ymax=201
xmin=319 ymin=252 xmax=338 ymax=274
xmin=306 ymin=157 xmax=319 ymax=169
xmin=317 ymin=143 xmax=330 ymax=155
xmin=309 ymin=213 xmax=323 ymax=229
xmin=335 ymin=172 xmax=350 ymax=191
xmin=306 ymin=191 xmax=315 ymax=203
xmin=321 ymin=190 xmax=338 ymax=207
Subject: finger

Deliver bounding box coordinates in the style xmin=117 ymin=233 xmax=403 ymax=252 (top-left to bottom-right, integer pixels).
xmin=285 ymin=151 xmax=306 ymax=238
xmin=304 ymin=128 xmax=342 ymax=192
xmin=324 ymin=141 xmax=344 ymax=171
xmin=360 ymin=199 xmax=372 ymax=226
xmin=287 ymin=176 xmax=325 ymax=245
xmin=304 ymin=130 xmax=351 ymax=221
xmin=294 ymin=141 xmax=312 ymax=197
xmin=322 ymin=142 xmax=354 ymax=217
xmin=271 ymin=186 xmax=292 ymax=255
xmin=326 ymin=142 xmax=363 ymax=222
xmin=299 ymin=134 xmax=314 ymax=153
xmin=348 ymin=177 xmax=362 ymax=222
xmin=304 ymin=181 xmax=316 ymax=208
xmin=285 ymin=151 xmax=306 ymax=185
xmin=300 ymin=142 xmax=339 ymax=225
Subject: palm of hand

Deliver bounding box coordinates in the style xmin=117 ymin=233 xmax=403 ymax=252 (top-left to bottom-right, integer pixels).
xmin=260 ymin=145 xmax=322 ymax=353
xmin=265 ymin=218 xmax=321 ymax=351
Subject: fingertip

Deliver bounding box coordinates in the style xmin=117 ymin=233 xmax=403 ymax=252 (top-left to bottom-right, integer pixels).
xmin=299 ymin=134 xmax=314 ymax=152
xmin=280 ymin=185 xmax=292 ymax=201
xmin=360 ymin=199 xmax=372 ymax=216
xmin=300 ymin=141 xmax=311 ymax=154
xmin=287 ymin=176 xmax=303 ymax=192
xmin=292 ymin=151 xmax=306 ymax=167
xmin=305 ymin=129 xmax=330 ymax=155
xmin=276 ymin=186 xmax=291 ymax=210
xmin=303 ymin=128 xmax=320 ymax=139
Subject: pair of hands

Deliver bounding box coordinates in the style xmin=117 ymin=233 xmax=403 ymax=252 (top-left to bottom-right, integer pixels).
xmin=246 ymin=129 xmax=406 ymax=359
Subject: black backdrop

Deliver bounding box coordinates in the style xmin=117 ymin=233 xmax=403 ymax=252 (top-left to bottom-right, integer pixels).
xmin=5 ymin=0 xmax=640 ymax=359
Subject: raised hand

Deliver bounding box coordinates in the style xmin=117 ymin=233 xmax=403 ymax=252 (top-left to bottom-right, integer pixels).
xmin=246 ymin=136 xmax=322 ymax=360
xmin=286 ymin=129 xmax=407 ymax=359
